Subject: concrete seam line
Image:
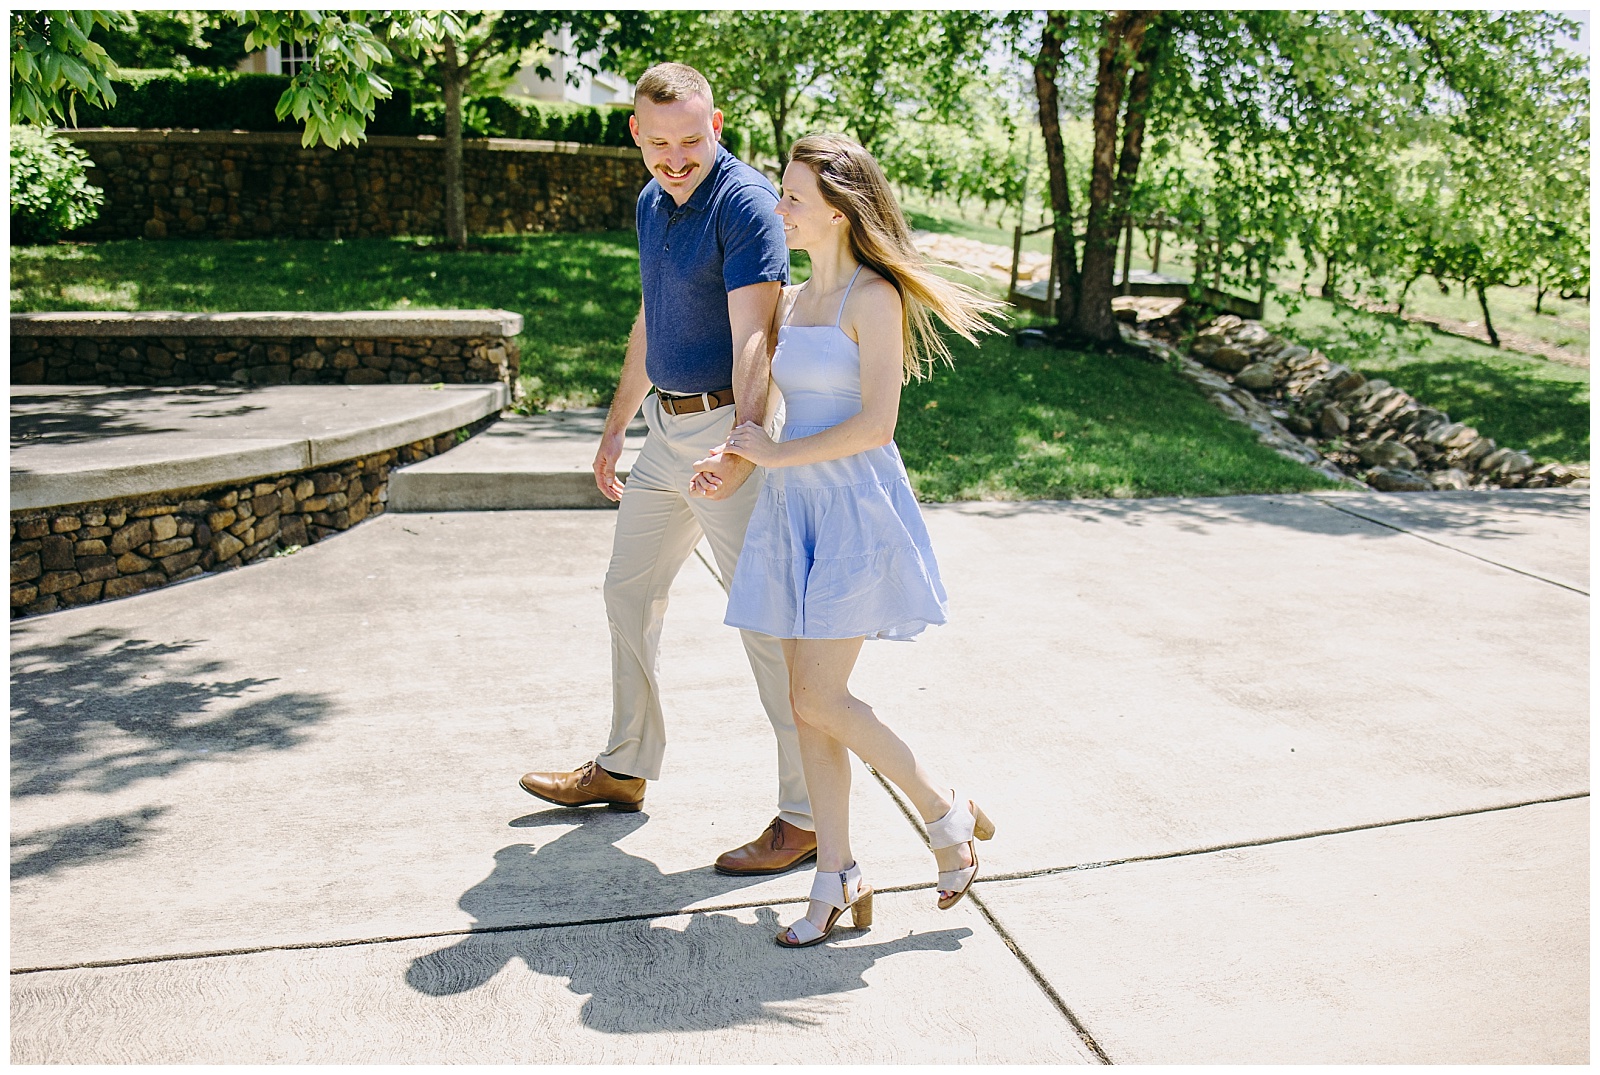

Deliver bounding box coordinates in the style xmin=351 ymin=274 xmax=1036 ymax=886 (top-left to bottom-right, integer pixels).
xmin=864 ymin=764 xmax=1114 ymax=1065
xmin=977 ymin=790 xmax=1592 ymax=886
xmin=1311 ymin=498 xmax=1590 ymax=596
xmin=16 ymin=794 xmax=1579 ymax=979
xmin=7 ymin=888 xmax=943 ymax=977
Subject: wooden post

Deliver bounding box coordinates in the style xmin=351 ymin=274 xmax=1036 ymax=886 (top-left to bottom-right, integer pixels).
xmin=1257 ymin=245 xmax=1269 ymax=311
xmin=1009 ymin=224 xmax=1023 ymax=299
xmin=1151 ymin=225 xmax=1162 ymax=275
xmin=1213 ymin=234 xmax=1222 ymax=290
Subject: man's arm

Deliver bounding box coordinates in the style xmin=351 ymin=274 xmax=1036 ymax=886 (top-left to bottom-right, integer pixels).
xmin=690 ymin=280 xmax=781 ymax=500
xmin=594 ymin=302 xmax=652 ymax=502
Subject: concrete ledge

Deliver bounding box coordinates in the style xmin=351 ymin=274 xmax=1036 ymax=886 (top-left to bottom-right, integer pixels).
xmin=13 ymin=309 xmax=525 ymax=339
xmin=11 ymin=383 xmax=508 ymax=511
xmin=61 ymin=127 xmax=641 ymax=160
xmin=388 ymin=408 xmax=646 ymax=511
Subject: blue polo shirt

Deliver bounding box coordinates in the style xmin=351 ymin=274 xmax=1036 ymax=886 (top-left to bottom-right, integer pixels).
xmin=636 ymin=145 xmax=790 ymax=394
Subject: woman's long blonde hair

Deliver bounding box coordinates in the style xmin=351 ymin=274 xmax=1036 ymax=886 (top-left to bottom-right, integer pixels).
xmin=788 ymin=133 xmax=1008 ymax=382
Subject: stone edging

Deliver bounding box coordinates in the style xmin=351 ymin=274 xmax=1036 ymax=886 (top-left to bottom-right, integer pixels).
xmin=60 ymin=127 xmax=640 ymax=160
xmin=12 ymin=310 xmax=524 ymax=339
xmin=1122 ymin=317 xmax=1589 ymax=491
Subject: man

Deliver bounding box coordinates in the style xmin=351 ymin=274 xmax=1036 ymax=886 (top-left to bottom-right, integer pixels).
xmin=519 ymin=63 xmax=816 ymax=876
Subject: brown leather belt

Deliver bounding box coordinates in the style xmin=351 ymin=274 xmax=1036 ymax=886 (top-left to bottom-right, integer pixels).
xmin=656 ymin=388 xmax=736 ymax=416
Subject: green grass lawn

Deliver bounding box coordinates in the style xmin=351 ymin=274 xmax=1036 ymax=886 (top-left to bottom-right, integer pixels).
xmin=11 ymin=234 xmax=643 ymax=409
xmin=2 ymin=232 xmax=1390 ymax=501
xmin=900 ymin=199 xmax=1589 ymax=466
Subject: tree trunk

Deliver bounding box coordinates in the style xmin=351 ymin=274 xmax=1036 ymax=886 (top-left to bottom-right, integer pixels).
xmin=1396 ymin=270 xmax=1422 ymax=317
xmin=1475 ymin=282 xmax=1499 ymax=346
xmin=1071 ymin=10 xmax=1151 ymax=343
xmin=1120 ymin=214 xmax=1133 ymax=295
xmin=442 ymin=40 xmax=467 ymax=251
xmin=1535 ymin=282 xmax=1546 ymax=315
xmin=1320 ymin=255 xmax=1337 ymax=300
xmin=1033 ymin=11 xmax=1080 ymax=325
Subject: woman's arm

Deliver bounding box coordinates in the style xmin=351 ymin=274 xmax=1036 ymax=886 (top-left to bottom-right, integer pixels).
xmin=722 ymin=276 xmax=904 ymax=468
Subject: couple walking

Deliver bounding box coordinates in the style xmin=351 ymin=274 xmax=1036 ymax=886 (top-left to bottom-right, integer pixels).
xmin=520 ymin=62 xmax=1005 ymax=948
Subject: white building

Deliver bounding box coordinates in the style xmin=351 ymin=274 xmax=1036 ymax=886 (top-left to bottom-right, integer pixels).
xmin=506 ymin=29 xmax=633 ymax=105
xmin=238 ymin=30 xmax=633 ymax=105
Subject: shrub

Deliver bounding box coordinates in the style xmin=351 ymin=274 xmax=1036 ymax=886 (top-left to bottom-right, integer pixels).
xmin=10 ymin=126 xmax=105 ymax=244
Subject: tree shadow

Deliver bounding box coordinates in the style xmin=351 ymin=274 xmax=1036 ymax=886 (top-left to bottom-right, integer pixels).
xmin=11 ymin=805 xmax=169 ymax=880
xmin=405 ymin=809 xmax=972 ymax=1032
xmin=10 ymin=386 xmax=265 ymax=449
xmin=10 ymin=626 xmax=331 ymax=799
xmin=931 ymin=487 xmax=1589 ymax=546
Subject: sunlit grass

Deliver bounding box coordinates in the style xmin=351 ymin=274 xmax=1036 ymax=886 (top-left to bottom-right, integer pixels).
xmin=10 ymin=233 xmax=1361 ymax=499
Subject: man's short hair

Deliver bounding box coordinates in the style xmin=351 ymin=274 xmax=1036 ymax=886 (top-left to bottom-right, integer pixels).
xmin=634 ymin=62 xmax=714 ymax=110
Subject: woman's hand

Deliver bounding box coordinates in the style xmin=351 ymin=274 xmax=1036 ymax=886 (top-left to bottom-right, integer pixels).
xmin=722 ymin=421 xmax=785 ymax=467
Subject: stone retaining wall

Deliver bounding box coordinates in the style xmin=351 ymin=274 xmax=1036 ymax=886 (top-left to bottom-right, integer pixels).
xmin=11 ymin=311 xmax=521 ymax=388
xmin=9 ymin=418 xmax=492 ymax=619
xmin=1122 ymin=315 xmax=1589 ymax=492
xmin=60 ymin=129 xmax=647 ymax=241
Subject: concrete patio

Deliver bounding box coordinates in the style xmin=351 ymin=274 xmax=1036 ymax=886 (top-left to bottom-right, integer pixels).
xmin=9 ymin=487 xmax=1589 ymax=1063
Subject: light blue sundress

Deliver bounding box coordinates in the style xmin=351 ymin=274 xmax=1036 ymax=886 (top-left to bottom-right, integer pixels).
xmin=724 ymin=267 xmax=949 ymax=641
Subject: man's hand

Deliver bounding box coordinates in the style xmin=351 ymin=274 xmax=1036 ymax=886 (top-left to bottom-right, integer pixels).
xmin=689 ymin=445 xmax=756 ymax=500
xmin=593 ymin=429 xmax=628 ymax=502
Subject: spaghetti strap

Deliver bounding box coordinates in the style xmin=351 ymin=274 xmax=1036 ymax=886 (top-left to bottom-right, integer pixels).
xmin=780 ymin=284 xmax=803 ymax=328
xmin=834 ymin=266 xmax=864 ymax=327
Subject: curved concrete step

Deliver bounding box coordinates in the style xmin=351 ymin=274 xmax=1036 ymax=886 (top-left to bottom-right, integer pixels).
xmin=388 ymin=408 xmax=647 ymax=511
xmin=11 ymin=383 xmax=508 ymax=511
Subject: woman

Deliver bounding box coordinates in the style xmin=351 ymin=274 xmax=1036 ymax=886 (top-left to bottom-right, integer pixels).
xmin=692 ymin=133 xmax=1008 ymax=948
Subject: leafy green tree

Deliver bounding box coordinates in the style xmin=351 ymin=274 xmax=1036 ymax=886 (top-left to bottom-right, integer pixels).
xmin=381 ymin=10 xmax=649 ymax=250
xmin=10 ymin=10 xmax=124 ymax=125
xmin=624 ymin=10 xmax=992 ymax=174
xmin=1027 ymin=9 xmax=1590 ymax=347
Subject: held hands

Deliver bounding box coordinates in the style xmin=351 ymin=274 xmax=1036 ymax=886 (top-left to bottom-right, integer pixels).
xmin=689 ymin=422 xmax=781 ymax=499
xmin=689 ymin=443 xmax=756 ymax=500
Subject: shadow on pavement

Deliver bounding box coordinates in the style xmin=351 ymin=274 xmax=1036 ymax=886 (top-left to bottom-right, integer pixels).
xmin=10 ymin=627 xmax=330 ymax=800
xmin=11 ymin=805 xmax=169 ymax=880
xmin=406 ymin=809 xmax=972 ymax=1030
xmin=947 ymin=489 xmax=1588 ymax=545
xmin=10 ymin=386 xmax=265 ymax=450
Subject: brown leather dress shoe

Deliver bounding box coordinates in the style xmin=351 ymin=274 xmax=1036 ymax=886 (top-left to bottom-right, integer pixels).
xmin=519 ymin=760 xmax=645 ymax=812
xmin=714 ymin=817 xmax=818 ymax=875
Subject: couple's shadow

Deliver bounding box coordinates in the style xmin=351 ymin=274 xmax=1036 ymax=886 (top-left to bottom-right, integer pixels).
xmin=404 ymin=808 xmax=972 ymax=1032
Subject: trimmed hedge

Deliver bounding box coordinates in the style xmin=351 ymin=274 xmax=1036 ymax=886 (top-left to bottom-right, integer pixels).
xmin=71 ymin=70 xmax=415 ymax=136
xmin=414 ymin=96 xmax=634 ymax=147
xmin=68 ymin=69 xmax=747 ymax=154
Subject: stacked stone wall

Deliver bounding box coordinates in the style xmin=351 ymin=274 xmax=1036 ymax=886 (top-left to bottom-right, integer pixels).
xmin=60 ymin=130 xmax=647 ymax=241
xmin=12 ymin=332 xmax=517 ymax=388
xmin=1120 ymin=314 xmax=1589 ymax=491
xmin=10 ymin=418 xmax=492 ymax=619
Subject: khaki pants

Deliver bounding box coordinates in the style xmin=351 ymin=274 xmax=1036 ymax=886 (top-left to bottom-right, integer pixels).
xmin=596 ymin=396 xmax=811 ymax=831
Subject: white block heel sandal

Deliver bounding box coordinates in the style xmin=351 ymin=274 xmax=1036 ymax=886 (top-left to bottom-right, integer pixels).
xmin=925 ymin=791 xmax=996 ymax=910
xmin=775 ymin=862 xmax=874 ymax=948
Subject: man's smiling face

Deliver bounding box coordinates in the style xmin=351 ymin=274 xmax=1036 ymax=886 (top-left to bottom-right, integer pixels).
xmin=630 ymin=94 xmax=724 ymax=206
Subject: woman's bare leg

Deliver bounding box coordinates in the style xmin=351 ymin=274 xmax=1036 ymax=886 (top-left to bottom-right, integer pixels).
xmin=787 ymin=638 xmax=972 ymax=919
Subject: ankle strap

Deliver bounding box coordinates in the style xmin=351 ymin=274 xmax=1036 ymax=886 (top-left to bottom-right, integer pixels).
xmin=925 ymin=792 xmax=975 ymax=850
xmin=807 ymin=862 xmax=864 ymax=909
